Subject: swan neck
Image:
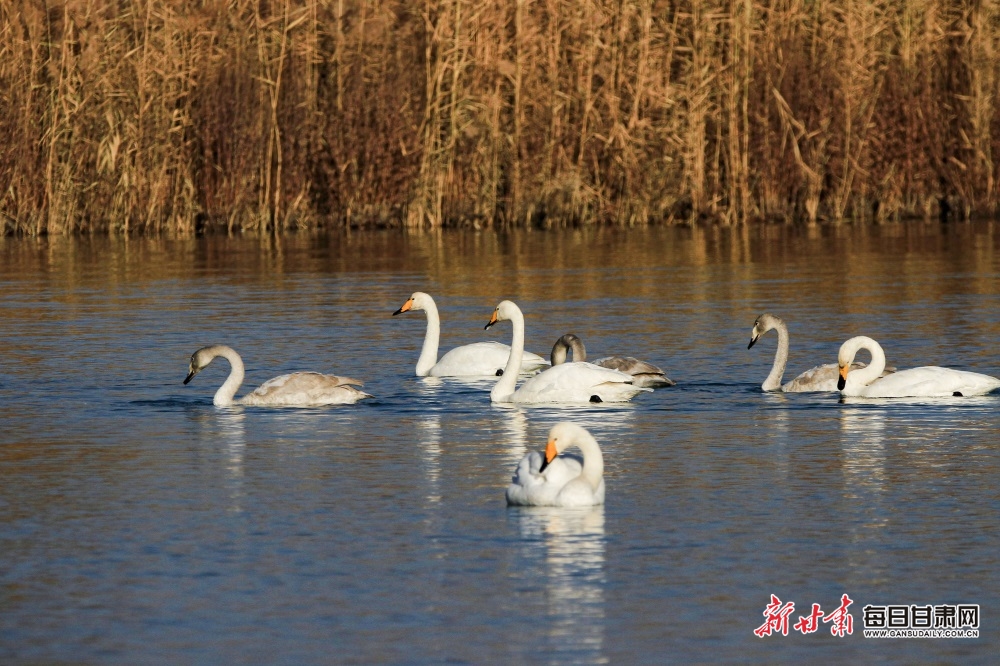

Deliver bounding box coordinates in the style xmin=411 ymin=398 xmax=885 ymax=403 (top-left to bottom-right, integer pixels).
xmin=213 ymin=346 xmax=244 ymax=406
xmin=576 ymin=434 xmax=604 ymax=491
xmin=844 ymin=338 xmax=886 ymax=393
xmin=568 ymin=337 xmax=586 ymax=362
xmin=491 ymin=309 xmax=524 ymax=402
xmin=763 ymin=320 xmax=789 ymax=391
xmin=415 ymin=299 xmax=441 ymax=376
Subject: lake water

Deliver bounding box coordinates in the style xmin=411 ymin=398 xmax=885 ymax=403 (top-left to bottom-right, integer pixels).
xmin=1 ymin=223 xmax=999 ymax=663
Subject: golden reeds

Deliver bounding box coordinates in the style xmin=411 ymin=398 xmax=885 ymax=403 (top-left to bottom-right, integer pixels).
xmin=1 ymin=0 xmax=998 ymax=235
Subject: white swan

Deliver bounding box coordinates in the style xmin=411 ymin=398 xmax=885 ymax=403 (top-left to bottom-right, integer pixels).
xmin=393 ymin=292 xmax=548 ymax=377
xmin=748 ymin=312 xmax=885 ymax=392
xmin=184 ymin=345 xmax=372 ymax=406
xmin=837 ymin=336 xmax=1000 ymax=398
xmin=506 ymin=422 xmax=605 ymax=507
xmin=551 ymin=333 xmax=675 ymax=388
xmin=485 ymin=301 xmax=651 ymax=404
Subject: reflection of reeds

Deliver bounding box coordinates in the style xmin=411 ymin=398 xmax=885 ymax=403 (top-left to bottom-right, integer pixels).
xmin=1 ymin=1 xmax=998 ymax=234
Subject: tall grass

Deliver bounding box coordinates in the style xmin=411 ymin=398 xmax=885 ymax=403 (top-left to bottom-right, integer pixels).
xmin=1 ymin=0 xmax=998 ymax=234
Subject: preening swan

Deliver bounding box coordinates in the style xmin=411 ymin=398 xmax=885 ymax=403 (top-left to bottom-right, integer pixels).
xmin=748 ymin=313 xmax=885 ymax=392
xmin=486 ymin=301 xmax=651 ymax=404
xmin=184 ymin=345 xmax=372 ymax=406
xmin=837 ymin=336 xmax=1000 ymax=398
xmin=506 ymin=422 xmax=606 ymax=507
xmin=551 ymin=333 xmax=675 ymax=388
xmin=393 ymin=291 xmax=548 ymax=377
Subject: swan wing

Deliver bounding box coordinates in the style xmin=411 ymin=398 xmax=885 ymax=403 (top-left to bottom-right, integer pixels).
xmin=431 ymin=341 xmax=549 ymax=377
xmin=511 ymin=362 xmax=651 ymax=404
xmin=855 ymin=366 xmax=1000 ymax=398
xmin=242 ymin=372 xmax=372 ymax=406
xmin=506 ymin=452 xmax=585 ymax=506
xmin=782 ymin=361 xmax=885 ymax=393
xmin=593 ymin=355 xmax=675 ymax=388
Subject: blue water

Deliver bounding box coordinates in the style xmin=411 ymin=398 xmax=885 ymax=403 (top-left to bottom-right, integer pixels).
xmin=1 ymin=225 xmax=999 ymax=663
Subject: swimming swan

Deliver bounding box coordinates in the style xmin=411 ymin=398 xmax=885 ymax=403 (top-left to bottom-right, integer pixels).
xmin=184 ymin=345 xmax=372 ymax=406
xmin=393 ymin=292 xmax=548 ymax=377
xmin=551 ymin=333 xmax=675 ymax=388
xmin=506 ymin=422 xmax=605 ymax=507
xmin=748 ymin=313 xmax=884 ymax=392
xmin=837 ymin=336 xmax=1000 ymax=398
xmin=485 ymin=301 xmax=651 ymax=404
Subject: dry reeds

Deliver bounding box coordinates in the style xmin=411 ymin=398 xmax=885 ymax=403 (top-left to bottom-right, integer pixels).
xmin=1 ymin=0 xmax=999 ymax=235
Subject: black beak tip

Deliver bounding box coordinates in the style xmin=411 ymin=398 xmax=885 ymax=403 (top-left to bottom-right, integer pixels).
xmin=484 ymin=322 xmax=493 ymax=330
xmin=392 ymin=308 xmax=404 ymax=316
xmin=837 ymin=376 xmax=846 ymax=390
xmin=748 ymin=337 xmax=757 ymax=350
xmin=183 ymin=373 xmax=195 ymax=385
xmin=538 ymin=457 xmax=549 ymax=473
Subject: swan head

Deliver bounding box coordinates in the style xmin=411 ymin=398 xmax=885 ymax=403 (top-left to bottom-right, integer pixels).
xmin=539 ymin=422 xmax=591 ymax=472
xmin=748 ymin=313 xmax=782 ymax=349
xmin=392 ymin=291 xmax=433 ymax=316
xmin=184 ymin=346 xmax=218 ymax=384
xmin=485 ymin=300 xmax=520 ymax=330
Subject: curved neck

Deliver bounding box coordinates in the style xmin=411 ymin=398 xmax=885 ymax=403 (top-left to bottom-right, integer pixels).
xmin=550 ymin=334 xmax=586 ymax=365
xmin=843 ymin=337 xmax=886 ymax=394
xmin=211 ymin=346 xmax=245 ymax=406
xmin=575 ymin=433 xmax=604 ymax=491
xmin=415 ymin=298 xmax=441 ymax=376
xmin=762 ymin=320 xmax=790 ymax=391
xmin=491 ymin=309 xmax=525 ymax=402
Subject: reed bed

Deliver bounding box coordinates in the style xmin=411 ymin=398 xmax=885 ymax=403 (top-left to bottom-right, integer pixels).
xmin=1 ymin=0 xmax=998 ymax=235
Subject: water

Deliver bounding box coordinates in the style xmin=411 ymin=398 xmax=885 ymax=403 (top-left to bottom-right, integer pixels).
xmin=1 ymin=224 xmax=999 ymax=663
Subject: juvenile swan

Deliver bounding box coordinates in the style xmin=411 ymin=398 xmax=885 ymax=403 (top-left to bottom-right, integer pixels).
xmin=551 ymin=333 xmax=675 ymax=388
xmin=393 ymin=291 xmax=548 ymax=377
xmin=748 ymin=313 xmax=880 ymax=392
xmin=506 ymin=422 xmax=606 ymax=507
xmin=486 ymin=301 xmax=651 ymax=404
xmin=837 ymin=336 xmax=1000 ymax=398
xmin=184 ymin=345 xmax=372 ymax=406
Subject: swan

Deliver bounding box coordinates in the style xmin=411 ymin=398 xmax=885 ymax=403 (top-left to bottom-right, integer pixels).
xmin=550 ymin=333 xmax=675 ymax=388
xmin=506 ymin=422 xmax=605 ymax=507
xmin=837 ymin=336 xmax=1000 ymax=398
xmin=748 ymin=312 xmax=886 ymax=392
xmin=393 ymin=292 xmax=548 ymax=377
xmin=184 ymin=345 xmax=372 ymax=406
xmin=485 ymin=301 xmax=651 ymax=404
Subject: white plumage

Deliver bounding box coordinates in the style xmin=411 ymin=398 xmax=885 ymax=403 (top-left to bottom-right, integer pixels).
xmin=506 ymin=422 xmax=606 ymax=508
xmin=486 ymin=301 xmax=651 ymax=404
xmin=393 ymin=291 xmax=548 ymax=377
xmin=838 ymin=336 xmax=1000 ymax=398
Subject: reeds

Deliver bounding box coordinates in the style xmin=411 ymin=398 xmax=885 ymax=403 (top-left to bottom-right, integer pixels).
xmin=1 ymin=0 xmax=998 ymax=235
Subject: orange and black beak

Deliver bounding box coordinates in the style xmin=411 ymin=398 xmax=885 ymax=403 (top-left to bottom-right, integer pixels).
xmin=485 ymin=309 xmax=499 ymax=330
xmin=393 ymin=298 xmax=414 ymax=316
xmin=538 ymin=438 xmax=558 ymax=473
xmin=837 ymin=365 xmax=849 ymax=390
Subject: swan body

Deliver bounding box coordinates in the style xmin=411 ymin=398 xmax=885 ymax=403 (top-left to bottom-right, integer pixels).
xmin=486 ymin=301 xmax=651 ymax=404
xmin=506 ymin=422 xmax=605 ymax=507
xmin=749 ymin=313 xmax=883 ymax=392
xmin=838 ymin=336 xmax=1000 ymax=398
xmin=184 ymin=345 xmax=372 ymax=406
xmin=393 ymin=292 xmax=548 ymax=377
xmin=551 ymin=333 xmax=675 ymax=388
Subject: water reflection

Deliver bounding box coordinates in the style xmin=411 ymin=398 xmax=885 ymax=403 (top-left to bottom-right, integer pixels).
xmin=511 ymin=506 xmax=607 ymax=663
xmin=416 ymin=413 xmax=442 ymax=505
xmin=187 ymin=407 xmax=247 ymax=514
xmin=838 ymin=406 xmax=888 ymax=581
